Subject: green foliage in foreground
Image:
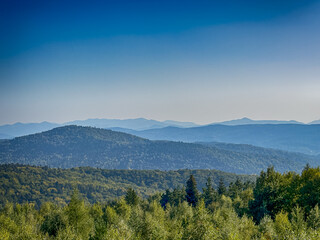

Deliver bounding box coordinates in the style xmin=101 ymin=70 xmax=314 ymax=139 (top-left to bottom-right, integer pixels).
xmin=2 ymin=166 xmax=320 ymax=239
xmin=0 ymin=164 xmax=256 ymax=208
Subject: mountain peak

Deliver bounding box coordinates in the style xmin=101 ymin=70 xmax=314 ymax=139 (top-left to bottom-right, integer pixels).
xmin=40 ymin=125 xmax=147 ymax=144
xmin=212 ymin=118 xmax=303 ymax=126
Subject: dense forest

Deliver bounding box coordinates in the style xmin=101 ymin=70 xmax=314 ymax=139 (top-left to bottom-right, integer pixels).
xmin=0 ymin=125 xmax=317 ymax=174
xmin=1 ymin=165 xmax=320 ymax=239
xmin=0 ymin=164 xmax=255 ymax=208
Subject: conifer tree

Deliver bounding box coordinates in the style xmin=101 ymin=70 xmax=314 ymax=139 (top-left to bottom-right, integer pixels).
xmin=125 ymin=188 xmax=139 ymax=206
xmin=307 ymin=204 xmax=320 ymax=230
xmin=185 ymin=175 xmax=199 ymax=207
xmin=202 ymin=177 xmax=216 ymax=207
xmin=218 ymin=177 xmax=227 ymax=196
xmin=160 ymin=189 xmax=171 ymax=208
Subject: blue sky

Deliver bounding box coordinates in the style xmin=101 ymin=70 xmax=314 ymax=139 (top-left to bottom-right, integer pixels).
xmin=1 ymin=0 xmax=320 ymax=124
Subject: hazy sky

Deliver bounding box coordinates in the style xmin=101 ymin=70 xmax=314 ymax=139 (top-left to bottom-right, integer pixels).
xmin=1 ymin=0 xmax=320 ymax=125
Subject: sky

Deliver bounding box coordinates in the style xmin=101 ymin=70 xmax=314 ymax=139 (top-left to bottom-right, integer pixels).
xmin=1 ymin=0 xmax=320 ymax=125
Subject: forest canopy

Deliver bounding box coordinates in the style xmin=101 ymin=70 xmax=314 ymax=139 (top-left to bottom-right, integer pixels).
xmin=1 ymin=165 xmax=320 ymax=239
xmin=0 ymin=164 xmax=255 ymax=208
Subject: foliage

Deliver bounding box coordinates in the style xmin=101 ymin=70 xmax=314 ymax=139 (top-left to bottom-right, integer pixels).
xmin=125 ymin=188 xmax=139 ymax=206
xmin=2 ymin=166 xmax=320 ymax=239
xmin=249 ymin=166 xmax=320 ymax=223
xmin=0 ymin=164 xmax=255 ymax=208
xmin=185 ymin=175 xmax=199 ymax=207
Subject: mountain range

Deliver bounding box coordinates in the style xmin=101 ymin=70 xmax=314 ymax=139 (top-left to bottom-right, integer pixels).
xmin=215 ymin=117 xmax=303 ymax=125
xmin=1 ymin=117 xmax=319 ymax=139
xmin=0 ymin=125 xmax=318 ymax=174
xmin=0 ymin=118 xmax=198 ymax=139
xmin=123 ymin=124 xmax=320 ymax=155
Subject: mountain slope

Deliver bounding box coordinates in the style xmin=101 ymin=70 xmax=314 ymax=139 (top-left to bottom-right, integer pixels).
xmin=0 ymin=126 xmax=318 ymax=174
xmin=0 ymin=164 xmax=256 ymax=207
xmin=128 ymin=124 xmax=320 ymax=155
xmin=0 ymin=133 xmax=13 ymax=139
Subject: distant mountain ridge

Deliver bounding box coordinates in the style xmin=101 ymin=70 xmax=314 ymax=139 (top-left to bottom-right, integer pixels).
xmin=125 ymin=124 xmax=320 ymax=155
xmin=66 ymin=118 xmax=198 ymax=130
xmin=0 ymin=122 xmax=60 ymax=139
xmin=1 ymin=117 xmax=319 ymax=139
xmin=310 ymin=119 xmax=320 ymax=124
xmin=0 ymin=125 xmax=318 ymax=174
xmin=213 ymin=117 xmax=303 ymax=125
xmin=0 ymin=118 xmax=199 ymax=139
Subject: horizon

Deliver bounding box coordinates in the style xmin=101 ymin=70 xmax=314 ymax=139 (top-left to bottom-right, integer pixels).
xmin=1 ymin=0 xmax=320 ymax=125
xmin=0 ymin=116 xmax=317 ymax=126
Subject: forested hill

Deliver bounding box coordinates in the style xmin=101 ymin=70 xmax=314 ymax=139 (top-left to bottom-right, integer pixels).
xmin=0 ymin=125 xmax=318 ymax=174
xmin=124 ymin=124 xmax=320 ymax=155
xmin=0 ymin=164 xmax=256 ymax=207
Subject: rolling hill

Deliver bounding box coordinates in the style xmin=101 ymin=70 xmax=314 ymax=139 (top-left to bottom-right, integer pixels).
xmin=0 ymin=164 xmax=256 ymax=207
xmin=125 ymin=124 xmax=320 ymax=155
xmin=0 ymin=125 xmax=318 ymax=174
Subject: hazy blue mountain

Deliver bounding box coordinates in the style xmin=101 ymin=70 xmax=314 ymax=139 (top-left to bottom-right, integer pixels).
xmin=212 ymin=117 xmax=303 ymax=125
xmin=0 ymin=122 xmax=60 ymax=139
xmin=309 ymin=120 xmax=320 ymax=124
xmin=66 ymin=118 xmax=199 ymax=130
xmin=162 ymin=120 xmax=198 ymax=128
xmin=0 ymin=118 xmax=199 ymax=139
xmin=0 ymin=126 xmax=318 ymax=174
xmin=127 ymin=124 xmax=320 ymax=155
xmin=1 ymin=117 xmax=317 ymax=140
xmin=0 ymin=133 xmax=13 ymax=139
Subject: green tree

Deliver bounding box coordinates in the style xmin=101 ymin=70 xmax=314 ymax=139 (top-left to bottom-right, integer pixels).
xmin=65 ymin=190 xmax=94 ymax=239
xmin=160 ymin=189 xmax=170 ymax=208
xmin=217 ymin=177 xmax=227 ymax=196
xmin=183 ymin=200 xmax=216 ymax=240
xmin=40 ymin=209 xmax=67 ymax=237
xmin=249 ymin=167 xmax=296 ymax=222
xmin=290 ymin=205 xmax=306 ymax=237
xmin=307 ymin=204 xmax=320 ymax=230
xmin=89 ymin=203 xmax=106 ymax=240
xmin=299 ymin=166 xmax=320 ymax=214
xmin=274 ymin=211 xmax=292 ymax=239
xmin=141 ymin=201 xmax=167 ymax=240
xmin=125 ymin=188 xmax=139 ymax=206
xmin=228 ymin=178 xmax=243 ymax=199
xmin=186 ymin=175 xmax=199 ymax=207
xmin=202 ymin=177 xmax=216 ymax=207
xmin=115 ymin=198 xmax=131 ymax=221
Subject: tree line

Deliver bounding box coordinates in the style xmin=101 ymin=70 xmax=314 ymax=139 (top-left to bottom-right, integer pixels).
xmin=0 ymin=164 xmax=255 ymax=208
xmin=1 ymin=165 xmax=320 ymax=239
